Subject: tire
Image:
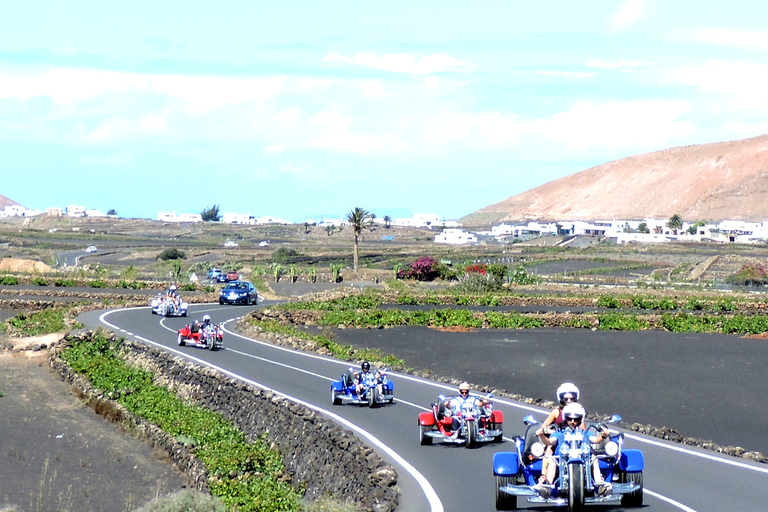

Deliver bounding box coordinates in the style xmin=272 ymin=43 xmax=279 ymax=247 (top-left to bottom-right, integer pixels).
xmin=151 ymin=309 xmax=157 ymax=315
xmin=208 ymin=338 xmax=216 ymax=351
xmin=419 ymin=424 xmax=433 ymax=445
xmin=490 ymin=421 xmax=503 ymax=443
xmin=568 ymin=463 xmax=585 ymax=512
xmin=369 ymin=387 xmax=379 ymax=408
xmin=466 ymin=419 xmax=478 ymax=448
xmin=332 ymin=388 xmax=341 ymax=405
xmin=177 ymin=333 xmax=185 ymax=346
xmin=620 ymin=471 xmax=643 ymax=507
xmin=219 ymin=299 xmax=224 ymax=305
xmin=495 ymin=475 xmax=518 ymax=510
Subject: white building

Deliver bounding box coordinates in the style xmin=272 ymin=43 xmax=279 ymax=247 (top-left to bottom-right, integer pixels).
xmin=434 ymin=228 xmax=477 ymax=245
xmin=0 ymin=204 xmax=41 ymax=218
xmin=65 ymin=205 xmax=86 ymax=217
xmin=156 ymin=211 xmax=202 ymax=223
xmin=221 ymin=212 xmax=253 ymax=224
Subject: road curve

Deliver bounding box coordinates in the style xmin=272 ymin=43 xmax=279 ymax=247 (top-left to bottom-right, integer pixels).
xmin=79 ymin=303 xmax=768 ymax=512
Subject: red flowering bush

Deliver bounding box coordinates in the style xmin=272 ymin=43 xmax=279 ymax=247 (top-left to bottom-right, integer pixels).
xmin=463 ymin=264 xmax=488 ymax=275
xmin=729 ymin=262 xmax=768 ymax=285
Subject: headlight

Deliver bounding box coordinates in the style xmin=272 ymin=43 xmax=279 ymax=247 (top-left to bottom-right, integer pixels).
xmin=604 ymin=441 xmax=619 ymax=457
xmin=531 ymin=442 xmax=545 ymax=457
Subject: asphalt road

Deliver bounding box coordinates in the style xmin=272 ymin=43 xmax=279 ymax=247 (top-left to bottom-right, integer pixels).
xmin=80 ymin=303 xmax=768 ymax=512
xmin=331 ymin=325 xmax=768 ymax=455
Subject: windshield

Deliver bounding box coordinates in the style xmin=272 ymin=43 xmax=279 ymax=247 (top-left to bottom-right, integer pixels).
xmin=224 ymin=282 xmax=245 ymax=290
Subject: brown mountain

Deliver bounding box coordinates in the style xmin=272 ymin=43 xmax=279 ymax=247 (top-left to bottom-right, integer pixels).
xmin=462 ymin=134 xmax=768 ymax=226
xmin=0 ymin=193 xmax=19 ymax=209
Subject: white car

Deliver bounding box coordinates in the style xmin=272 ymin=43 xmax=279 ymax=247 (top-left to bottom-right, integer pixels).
xmin=258 ymin=240 xmax=270 ymax=247
xmin=85 ymin=246 xmax=98 ymax=253
xmin=224 ymin=241 xmax=239 ymax=247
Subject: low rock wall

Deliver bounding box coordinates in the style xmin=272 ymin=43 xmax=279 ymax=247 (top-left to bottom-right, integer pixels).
xmin=50 ymin=331 xmax=399 ymax=512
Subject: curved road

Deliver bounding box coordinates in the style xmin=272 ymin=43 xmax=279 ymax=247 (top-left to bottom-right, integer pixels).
xmin=80 ymin=303 xmax=768 ymax=512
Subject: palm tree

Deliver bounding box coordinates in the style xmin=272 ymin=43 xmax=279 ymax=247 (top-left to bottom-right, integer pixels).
xmin=383 ymin=215 xmax=392 ymax=229
xmin=345 ymin=207 xmax=375 ymax=271
xmin=668 ymin=214 xmax=683 ymax=235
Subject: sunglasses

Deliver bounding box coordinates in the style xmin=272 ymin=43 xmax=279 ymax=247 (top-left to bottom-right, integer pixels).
xmin=563 ymin=395 xmax=575 ymax=402
xmin=460 ymin=390 xmax=469 ymax=395
xmin=566 ymin=417 xmax=581 ymax=423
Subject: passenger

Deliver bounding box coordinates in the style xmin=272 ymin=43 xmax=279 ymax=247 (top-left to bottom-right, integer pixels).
xmin=534 ymin=403 xmax=612 ymax=498
xmin=189 ymin=319 xmax=200 ymax=334
xmin=444 ymin=382 xmax=490 ymax=437
xmin=536 ymin=382 xmax=582 ymax=485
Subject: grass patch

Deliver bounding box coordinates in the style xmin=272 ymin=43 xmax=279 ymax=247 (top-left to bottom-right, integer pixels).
xmin=60 ymin=333 xmax=302 ymax=512
xmin=8 ymin=307 xmax=81 ymax=336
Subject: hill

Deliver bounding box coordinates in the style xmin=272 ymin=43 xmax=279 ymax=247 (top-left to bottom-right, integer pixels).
xmin=462 ymin=134 xmax=768 ymax=226
xmin=0 ymin=193 xmax=18 ymax=209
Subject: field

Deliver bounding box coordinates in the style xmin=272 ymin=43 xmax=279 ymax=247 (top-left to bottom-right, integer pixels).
xmin=3 ymin=215 xmax=768 ymax=511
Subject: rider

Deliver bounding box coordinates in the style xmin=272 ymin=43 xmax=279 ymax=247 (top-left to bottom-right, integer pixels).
xmin=534 ymin=402 xmax=612 ymax=497
xmin=354 ymin=361 xmax=382 ymax=399
xmin=201 ymin=314 xmax=212 ymax=328
xmin=536 ymin=382 xmax=582 ymax=485
xmin=444 ymin=382 xmax=490 ymax=436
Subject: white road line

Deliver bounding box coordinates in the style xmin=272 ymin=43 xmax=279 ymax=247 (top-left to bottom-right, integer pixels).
xmin=644 ymin=489 xmax=698 ymax=512
xmin=99 ymin=308 xmax=444 ymax=512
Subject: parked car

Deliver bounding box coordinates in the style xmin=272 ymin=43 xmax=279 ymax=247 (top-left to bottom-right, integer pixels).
xmin=223 ymin=241 xmax=239 ymax=247
xmin=225 ymin=270 xmax=239 ymax=282
xmin=207 ymin=267 xmax=222 ymax=280
xmin=219 ymin=280 xmax=258 ymax=305
xmin=85 ymin=246 xmax=98 ymax=253
xmin=258 ymin=240 xmax=270 ymax=247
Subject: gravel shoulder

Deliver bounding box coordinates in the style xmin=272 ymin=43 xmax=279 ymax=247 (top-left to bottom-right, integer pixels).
xmin=0 ymin=351 xmax=188 ymax=512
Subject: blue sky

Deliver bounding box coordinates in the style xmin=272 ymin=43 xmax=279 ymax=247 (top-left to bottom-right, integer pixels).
xmin=2 ymin=1 xmax=768 ymax=222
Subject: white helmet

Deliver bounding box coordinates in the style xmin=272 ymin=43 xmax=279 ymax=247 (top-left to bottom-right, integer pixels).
xmin=203 ymin=314 xmax=211 ymax=322
xmin=562 ymin=402 xmax=586 ymax=423
xmin=169 ymin=284 xmax=177 ymax=291
xmin=458 ymin=382 xmax=470 ymax=392
xmin=556 ymin=382 xmax=580 ymax=405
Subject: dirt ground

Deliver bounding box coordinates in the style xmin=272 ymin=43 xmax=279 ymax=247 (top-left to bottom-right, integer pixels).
xmin=0 ymin=351 xmax=188 ymax=512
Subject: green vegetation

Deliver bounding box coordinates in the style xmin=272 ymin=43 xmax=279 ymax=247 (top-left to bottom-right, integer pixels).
xmin=60 ymin=333 xmax=302 ymax=512
xmin=200 ymin=205 xmax=221 ymax=222
xmin=8 ymin=307 xmax=81 ymax=336
xmin=158 ymin=248 xmax=186 ymax=261
xmin=0 ymin=275 xmax=20 ymax=285
xmin=247 ymin=319 xmax=403 ymax=368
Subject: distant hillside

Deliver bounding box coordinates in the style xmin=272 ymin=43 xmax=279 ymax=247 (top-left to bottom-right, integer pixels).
xmin=462 ymin=134 xmax=768 ymax=226
xmin=0 ymin=193 xmax=19 ymax=209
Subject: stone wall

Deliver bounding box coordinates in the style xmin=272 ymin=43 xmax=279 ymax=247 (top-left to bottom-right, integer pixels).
xmin=50 ymin=331 xmax=399 ymax=512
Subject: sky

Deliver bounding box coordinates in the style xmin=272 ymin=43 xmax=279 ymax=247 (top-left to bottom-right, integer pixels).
xmin=2 ymin=1 xmax=768 ymax=223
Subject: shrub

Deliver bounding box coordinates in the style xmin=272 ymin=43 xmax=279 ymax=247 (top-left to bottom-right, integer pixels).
xmin=119 ymin=280 xmax=142 ymax=289
xmin=32 ymin=277 xmax=48 ymax=286
xmin=508 ymin=265 xmax=537 ymax=285
xmin=596 ymin=296 xmax=621 ymax=309
xmin=158 ymin=248 xmax=186 ymax=261
xmin=54 ymin=278 xmax=78 ymax=287
xmin=463 ymin=263 xmax=488 ymax=275
xmin=397 ymin=257 xmax=440 ymax=281
xmin=136 ymin=489 xmax=226 ymax=512
xmin=272 ymin=247 xmax=301 ymax=262
xmin=89 ymin=280 xmax=108 ymax=288
xmin=0 ymin=275 xmax=19 ymax=285
xmin=180 ymin=283 xmax=197 ymax=291
xmin=728 ymin=262 xmax=767 ymax=285
xmin=454 ymin=272 xmax=501 ymax=293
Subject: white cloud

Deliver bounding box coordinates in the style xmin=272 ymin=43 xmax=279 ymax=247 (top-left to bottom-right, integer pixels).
xmin=323 ymin=52 xmax=470 ymax=75
xmin=0 ymin=68 xmax=285 ymax=113
xmin=537 ymin=71 xmax=595 ymax=79
xmin=280 ymin=163 xmax=310 ymax=175
xmin=672 ymin=29 xmax=768 ymax=50
xmin=609 ymin=0 xmax=650 ymax=31
xmin=587 ymin=60 xmax=653 ymax=69
xmin=88 ymin=111 xmax=169 ymax=141
xmin=532 ymin=100 xmax=694 ymax=150
xmin=666 ymin=61 xmax=768 ymax=109
xmin=307 ymin=110 xmax=409 ymax=154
